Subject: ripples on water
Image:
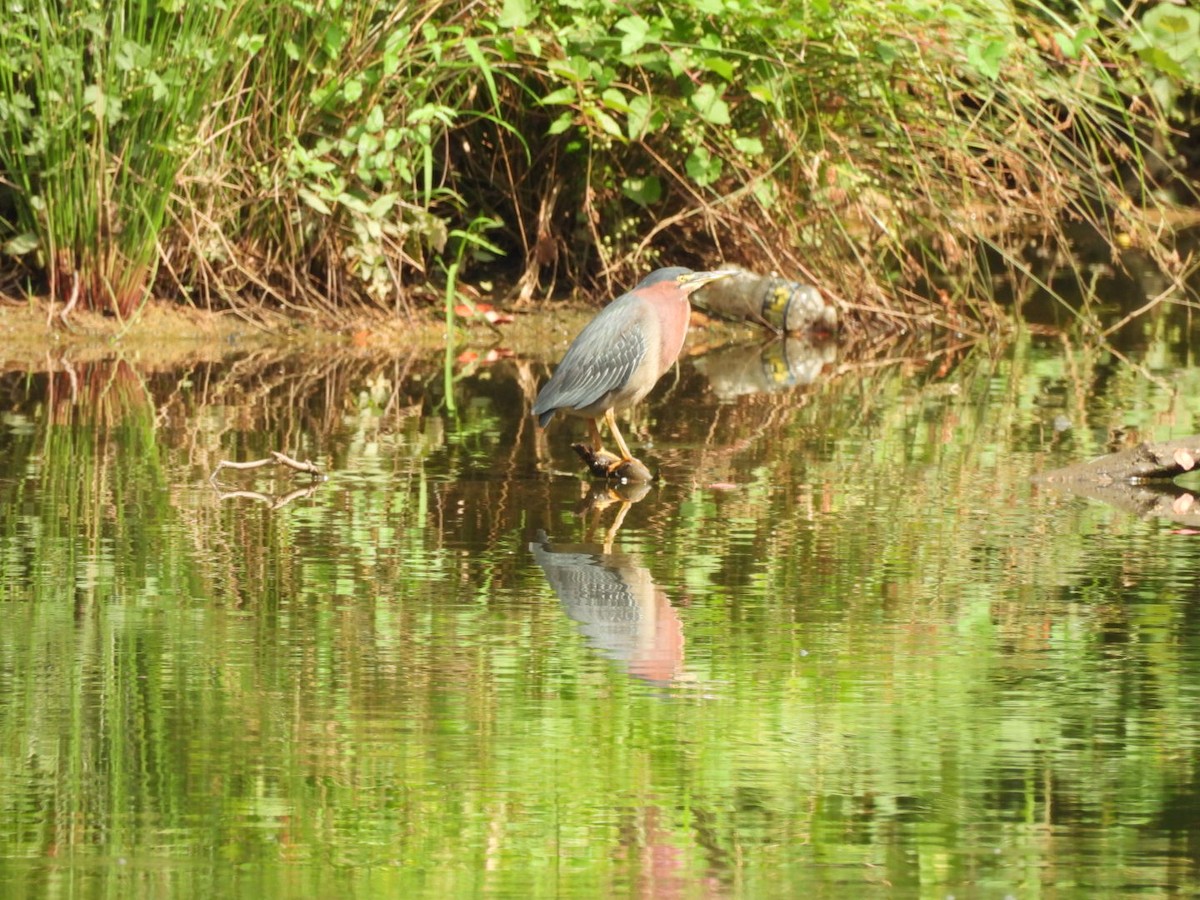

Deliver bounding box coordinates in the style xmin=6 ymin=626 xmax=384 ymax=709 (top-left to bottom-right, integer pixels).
xmin=1 ymin=322 xmax=1199 ymax=896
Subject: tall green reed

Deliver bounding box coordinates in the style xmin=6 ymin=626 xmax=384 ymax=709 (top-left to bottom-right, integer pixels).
xmin=0 ymin=0 xmax=1194 ymax=329
xmin=0 ymin=0 xmax=231 ymax=318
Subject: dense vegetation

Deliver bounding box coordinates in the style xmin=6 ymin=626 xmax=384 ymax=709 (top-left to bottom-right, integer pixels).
xmin=0 ymin=0 xmax=1197 ymax=329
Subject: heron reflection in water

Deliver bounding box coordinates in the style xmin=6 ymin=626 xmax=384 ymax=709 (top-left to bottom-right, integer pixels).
xmin=529 ymin=483 xmax=691 ymax=687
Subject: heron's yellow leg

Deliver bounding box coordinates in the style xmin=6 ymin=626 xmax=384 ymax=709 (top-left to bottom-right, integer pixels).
xmin=587 ymin=418 xmax=609 ymax=455
xmin=605 ymin=408 xmax=635 ymax=462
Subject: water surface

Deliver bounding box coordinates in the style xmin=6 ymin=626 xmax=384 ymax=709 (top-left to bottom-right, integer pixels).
xmin=1 ymin=310 xmax=1199 ymax=897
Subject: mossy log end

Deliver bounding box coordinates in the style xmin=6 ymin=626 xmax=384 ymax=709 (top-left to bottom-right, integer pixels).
xmin=1035 ymin=436 xmax=1200 ymax=485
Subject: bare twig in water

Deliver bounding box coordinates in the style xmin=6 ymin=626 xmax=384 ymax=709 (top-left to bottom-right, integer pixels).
xmin=209 ymin=483 xmax=325 ymax=510
xmin=210 ymin=450 xmax=326 ymax=483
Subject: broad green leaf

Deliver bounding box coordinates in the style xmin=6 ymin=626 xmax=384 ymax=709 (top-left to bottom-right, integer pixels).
xmin=1138 ymin=46 xmax=1186 ymax=79
xmin=369 ymin=194 xmax=398 ymax=219
xmin=343 ymin=79 xmax=363 ymax=103
xmin=82 ymin=84 xmax=105 ymax=120
xmin=615 ymin=15 xmax=650 ymax=56
xmin=621 ymin=175 xmax=662 ymax=207
xmin=733 ymin=136 xmax=764 ymax=156
xmin=752 ymin=179 xmax=778 ymax=210
xmin=298 ymin=188 xmax=332 ymax=215
xmin=1143 ymin=4 xmax=1199 ymax=41
xmin=540 ymin=86 xmax=577 ymax=105
xmin=588 ymin=107 xmax=625 ymax=140
xmin=2 ymin=232 xmax=38 ymax=257
xmin=627 ymin=95 xmax=653 ymax=141
xmin=322 ymin=22 xmax=348 ymax=59
xmin=547 ymin=111 xmax=575 ymax=135
xmin=1053 ymin=32 xmax=1077 ymax=60
xmin=702 ymin=56 xmax=735 ymax=82
xmin=236 ymin=33 xmax=266 ymax=55
xmin=601 ymin=88 xmax=630 ymax=113
xmin=498 ymin=0 xmax=533 ymax=29
xmin=366 ymin=105 xmax=385 ymax=134
xmin=965 ymin=38 xmax=1008 ymax=80
xmin=146 ymin=72 xmax=168 ymax=102
xmin=749 ymin=82 xmax=775 ymax=104
xmin=690 ymin=83 xmax=731 ymax=125
xmin=685 ymin=146 xmax=723 ymax=186
xmin=873 ymin=41 xmax=899 ymax=66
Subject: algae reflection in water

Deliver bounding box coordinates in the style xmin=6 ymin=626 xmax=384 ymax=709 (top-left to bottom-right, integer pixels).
xmin=1 ymin=327 xmax=1199 ymax=897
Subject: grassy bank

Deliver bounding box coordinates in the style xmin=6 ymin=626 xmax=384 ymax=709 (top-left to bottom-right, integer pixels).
xmin=1 ymin=1 xmax=1198 ymax=332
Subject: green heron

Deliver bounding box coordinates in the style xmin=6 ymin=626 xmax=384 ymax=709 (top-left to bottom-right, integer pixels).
xmin=533 ymin=266 xmax=736 ymax=475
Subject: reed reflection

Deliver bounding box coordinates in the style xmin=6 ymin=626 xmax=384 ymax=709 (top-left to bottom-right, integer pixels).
xmin=530 ymin=483 xmax=690 ymax=686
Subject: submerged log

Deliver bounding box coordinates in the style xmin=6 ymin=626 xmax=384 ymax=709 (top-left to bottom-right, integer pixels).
xmin=1042 ymin=481 xmax=1200 ymax=529
xmin=1035 ymin=436 xmax=1200 ymax=485
xmin=1035 ymin=435 xmax=1200 ymax=528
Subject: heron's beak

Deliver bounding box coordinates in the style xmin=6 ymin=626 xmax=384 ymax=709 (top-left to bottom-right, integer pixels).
xmin=679 ymin=269 xmax=738 ymax=292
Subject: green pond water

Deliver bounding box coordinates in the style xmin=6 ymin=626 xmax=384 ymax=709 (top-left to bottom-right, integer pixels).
xmin=1 ymin=303 xmax=1199 ymax=898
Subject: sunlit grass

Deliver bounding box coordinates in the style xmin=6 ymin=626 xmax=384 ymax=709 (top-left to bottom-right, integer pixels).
xmin=0 ymin=0 xmax=1196 ymax=327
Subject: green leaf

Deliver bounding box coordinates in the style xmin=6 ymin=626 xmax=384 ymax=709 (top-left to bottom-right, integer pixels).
xmin=369 ymin=193 xmax=398 ymax=219
xmin=540 ymin=86 xmax=577 ymax=105
xmin=547 ymin=111 xmax=575 ymax=135
xmin=146 ymin=72 xmax=168 ymax=102
xmin=748 ymin=82 xmax=775 ymax=104
xmin=3 ymin=232 xmax=38 ymax=257
xmin=298 ymin=188 xmax=332 ymax=215
xmin=702 ymin=56 xmax=735 ymax=82
xmin=464 ymin=38 xmax=499 ymax=110
xmin=752 ymin=179 xmax=778 ymax=211
xmin=82 ymin=84 xmax=106 ymax=120
xmin=601 ymin=88 xmax=630 ymax=113
xmin=1053 ymin=32 xmax=1077 ymax=60
xmin=621 ymin=175 xmax=662 ymax=207
xmin=965 ymin=38 xmax=1008 ymax=80
xmin=322 ymin=22 xmax=348 ymax=60
xmin=1143 ymin=5 xmax=1199 ymax=40
xmin=343 ymin=79 xmax=363 ymax=103
xmin=873 ymin=41 xmax=899 ymax=66
xmin=236 ymin=33 xmax=266 ymax=55
xmin=627 ymin=95 xmax=653 ymax=141
xmin=366 ymin=105 xmax=385 ymax=133
xmin=498 ymin=0 xmax=533 ymax=29
xmin=615 ymin=15 xmax=650 ymax=56
xmin=733 ymin=136 xmax=764 ymax=156
xmin=1138 ymin=45 xmax=1186 ymax=79
xmin=690 ymin=83 xmax=731 ymax=125
xmin=588 ymin=107 xmax=625 ymax=140
xmin=685 ymin=146 xmax=723 ymax=186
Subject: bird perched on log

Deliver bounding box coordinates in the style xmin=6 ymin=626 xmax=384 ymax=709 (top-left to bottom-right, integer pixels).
xmin=533 ymin=266 xmax=735 ymax=481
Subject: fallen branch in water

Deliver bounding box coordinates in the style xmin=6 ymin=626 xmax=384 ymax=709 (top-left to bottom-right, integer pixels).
xmin=1035 ymin=436 xmax=1200 ymax=485
xmin=210 ymin=450 xmax=326 ymax=483
xmin=209 ymin=483 xmax=325 ymax=510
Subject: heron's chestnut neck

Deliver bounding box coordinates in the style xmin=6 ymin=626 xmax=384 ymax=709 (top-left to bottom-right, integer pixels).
xmin=644 ymin=283 xmax=691 ymax=375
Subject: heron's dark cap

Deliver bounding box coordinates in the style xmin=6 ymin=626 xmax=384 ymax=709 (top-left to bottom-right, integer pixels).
xmin=634 ymin=267 xmax=694 ymax=289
